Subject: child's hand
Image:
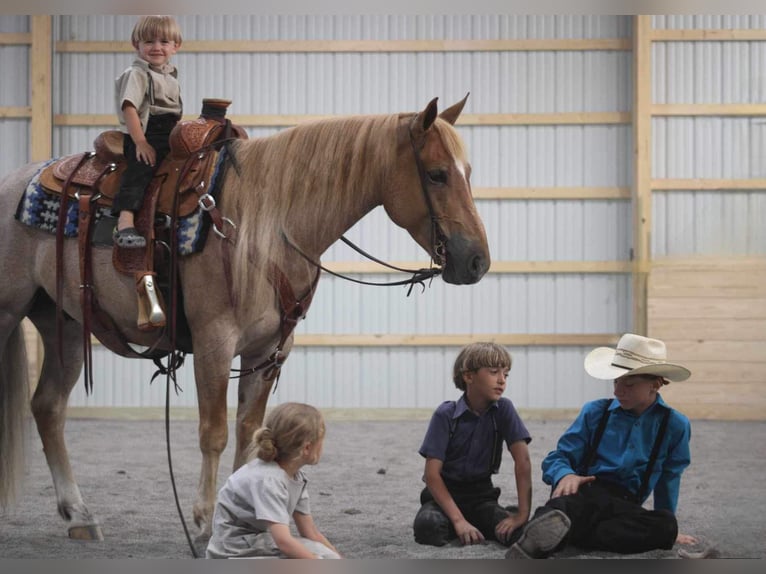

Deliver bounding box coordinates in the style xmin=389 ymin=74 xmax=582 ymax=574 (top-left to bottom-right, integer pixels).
xmin=676 ymin=533 xmax=698 ymax=545
xmin=135 ymin=140 xmax=157 ymax=166
xmin=551 ymin=474 xmax=596 ymax=498
xmin=494 ymin=514 xmax=526 ymax=544
xmin=454 ymin=518 xmax=484 ymax=545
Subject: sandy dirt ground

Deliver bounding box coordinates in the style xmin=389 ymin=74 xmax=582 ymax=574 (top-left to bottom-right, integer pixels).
xmin=0 ymin=415 xmax=764 ymax=560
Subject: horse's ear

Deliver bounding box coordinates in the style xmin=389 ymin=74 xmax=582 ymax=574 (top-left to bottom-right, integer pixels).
xmin=439 ymin=92 xmax=470 ymax=125
xmin=412 ymin=97 xmax=439 ymax=138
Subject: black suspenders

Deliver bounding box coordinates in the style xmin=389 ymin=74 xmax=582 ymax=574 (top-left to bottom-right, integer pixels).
xmin=579 ymin=399 xmax=673 ymax=502
xmin=449 ymin=409 xmax=503 ymax=475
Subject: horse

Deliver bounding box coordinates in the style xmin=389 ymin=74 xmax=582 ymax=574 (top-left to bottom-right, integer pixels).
xmin=0 ymin=95 xmax=490 ymax=543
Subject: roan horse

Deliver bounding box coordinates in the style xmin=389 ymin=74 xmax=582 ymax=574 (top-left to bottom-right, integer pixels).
xmin=0 ymin=96 xmax=489 ymax=542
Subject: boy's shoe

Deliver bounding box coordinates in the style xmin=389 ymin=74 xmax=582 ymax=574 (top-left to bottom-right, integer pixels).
xmin=113 ymin=227 xmax=146 ymax=249
xmin=505 ymin=509 xmax=571 ymax=559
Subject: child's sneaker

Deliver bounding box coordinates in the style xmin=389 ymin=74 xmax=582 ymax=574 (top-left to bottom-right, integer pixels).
xmin=505 ymin=509 xmax=571 ymax=559
xmin=113 ymin=227 xmax=146 ymax=249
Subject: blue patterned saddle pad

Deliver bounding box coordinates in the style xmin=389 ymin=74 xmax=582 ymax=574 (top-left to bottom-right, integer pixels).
xmin=14 ymin=148 xmax=228 ymax=256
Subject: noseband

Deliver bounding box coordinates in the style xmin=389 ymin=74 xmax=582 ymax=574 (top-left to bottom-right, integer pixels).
xmin=408 ymin=117 xmax=449 ymax=269
xmin=284 ymin=118 xmax=447 ymax=293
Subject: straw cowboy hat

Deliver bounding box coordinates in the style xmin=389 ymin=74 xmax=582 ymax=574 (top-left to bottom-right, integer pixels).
xmin=584 ymin=333 xmax=691 ymax=382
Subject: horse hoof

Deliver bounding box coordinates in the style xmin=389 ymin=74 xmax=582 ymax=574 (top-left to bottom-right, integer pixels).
xmin=68 ymin=524 xmax=104 ymax=541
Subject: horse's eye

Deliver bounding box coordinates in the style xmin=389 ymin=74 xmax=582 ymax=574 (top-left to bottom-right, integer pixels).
xmin=427 ymin=169 xmax=448 ymax=185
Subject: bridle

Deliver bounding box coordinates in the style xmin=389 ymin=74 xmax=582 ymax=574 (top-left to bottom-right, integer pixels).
xmin=284 ymin=116 xmax=448 ymax=295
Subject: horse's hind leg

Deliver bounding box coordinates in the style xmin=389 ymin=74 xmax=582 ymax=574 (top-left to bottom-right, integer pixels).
xmin=27 ymin=297 xmax=103 ymax=541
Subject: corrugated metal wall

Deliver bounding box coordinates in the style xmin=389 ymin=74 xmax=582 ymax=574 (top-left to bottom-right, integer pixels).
xmin=652 ymin=15 xmax=766 ymax=257
xmin=2 ymin=15 xmax=763 ymax=411
xmin=0 ymin=16 xmax=30 ymax=181
xmin=57 ymin=15 xmax=626 ymax=410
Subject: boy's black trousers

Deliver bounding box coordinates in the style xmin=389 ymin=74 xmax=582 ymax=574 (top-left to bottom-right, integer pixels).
xmin=112 ymin=113 xmax=178 ymax=215
xmin=530 ymin=478 xmax=678 ymax=554
xmin=413 ymin=477 xmax=514 ymax=546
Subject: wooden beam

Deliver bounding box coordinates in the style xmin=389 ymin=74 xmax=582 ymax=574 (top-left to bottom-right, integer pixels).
xmin=651 ymin=256 xmax=766 ymax=269
xmin=55 ymin=38 xmax=632 ymax=54
xmin=649 ymin=269 xmax=766 ymax=298
xmin=653 ymin=103 xmax=766 ymax=117
xmin=650 ymin=29 xmax=766 ymax=42
xmin=0 ymin=106 xmax=32 ymax=119
xmin=30 ymin=16 xmax=52 ymax=163
xmin=54 ymin=111 xmax=631 ymax=127
xmin=632 ymin=16 xmax=653 ymax=337
xmin=323 ymin=261 xmax=632 ymax=274
xmin=660 ymin=360 xmax=766 ymax=384
xmin=648 ymin=297 xmax=766 ymax=319
xmin=661 ymin=340 xmax=766 ymax=363
xmin=0 ymin=32 xmax=32 ymax=45
xmin=293 ymin=334 xmax=620 ymax=347
xmin=473 ymin=187 xmax=630 ymax=200
xmin=652 ymin=179 xmax=766 ymax=190
xmin=648 ymin=318 xmax=766 ymax=341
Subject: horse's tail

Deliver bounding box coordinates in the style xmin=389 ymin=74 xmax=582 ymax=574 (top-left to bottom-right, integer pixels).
xmin=0 ymin=323 xmax=30 ymax=509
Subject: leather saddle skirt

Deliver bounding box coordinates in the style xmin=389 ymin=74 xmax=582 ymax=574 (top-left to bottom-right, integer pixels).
xmin=37 ymin=113 xmax=247 ymax=218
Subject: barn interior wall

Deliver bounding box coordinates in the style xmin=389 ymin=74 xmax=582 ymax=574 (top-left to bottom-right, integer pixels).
xmin=1 ymin=15 xmax=763 ymax=417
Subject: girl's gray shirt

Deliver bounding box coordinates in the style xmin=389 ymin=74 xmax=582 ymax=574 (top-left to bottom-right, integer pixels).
xmin=206 ymin=458 xmax=310 ymax=558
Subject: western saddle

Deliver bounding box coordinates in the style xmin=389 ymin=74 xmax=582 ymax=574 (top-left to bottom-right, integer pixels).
xmin=38 ymin=99 xmax=247 ymax=388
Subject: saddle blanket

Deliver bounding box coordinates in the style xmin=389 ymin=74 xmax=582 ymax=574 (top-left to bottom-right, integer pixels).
xmin=14 ymin=149 xmax=228 ymax=256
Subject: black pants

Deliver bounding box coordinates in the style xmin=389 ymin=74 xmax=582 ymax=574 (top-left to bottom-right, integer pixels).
xmin=112 ymin=114 xmax=178 ymax=215
xmin=531 ymin=479 xmax=678 ymax=554
xmin=412 ymin=477 xmax=513 ymax=546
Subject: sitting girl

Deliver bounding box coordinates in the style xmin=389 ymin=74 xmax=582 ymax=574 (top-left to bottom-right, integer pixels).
xmin=206 ymin=402 xmax=341 ymax=559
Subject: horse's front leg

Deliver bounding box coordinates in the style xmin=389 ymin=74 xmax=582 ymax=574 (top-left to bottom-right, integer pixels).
xmin=232 ymin=354 xmax=280 ymax=470
xmin=191 ymin=345 xmax=234 ymax=541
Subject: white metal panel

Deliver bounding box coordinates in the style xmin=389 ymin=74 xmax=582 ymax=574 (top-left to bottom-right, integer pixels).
xmin=0 ymin=17 xmax=30 ymax=180
xmin=0 ymin=121 xmax=29 ymax=181
xmin=653 ymin=15 xmax=766 ymax=30
xmin=47 ymin=15 xmax=638 ymax=411
xmin=650 ymin=15 xmax=766 ymax=264
xmin=653 ymin=191 xmax=766 ymax=257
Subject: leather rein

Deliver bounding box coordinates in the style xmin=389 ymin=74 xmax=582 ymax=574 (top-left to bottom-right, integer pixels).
xmin=284 ymin=119 xmax=447 ymax=295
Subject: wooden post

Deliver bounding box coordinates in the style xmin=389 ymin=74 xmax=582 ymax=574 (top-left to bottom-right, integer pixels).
xmin=632 ymin=15 xmax=652 ymax=336
xmin=30 ymin=15 xmax=52 ymax=162
xmin=27 ymin=16 xmax=53 ymax=390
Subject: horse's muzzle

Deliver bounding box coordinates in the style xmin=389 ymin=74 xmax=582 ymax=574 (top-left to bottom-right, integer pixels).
xmin=441 ymin=235 xmax=490 ymax=285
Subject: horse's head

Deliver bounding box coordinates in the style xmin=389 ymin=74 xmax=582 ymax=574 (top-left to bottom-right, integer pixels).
xmin=385 ymin=95 xmax=490 ymax=285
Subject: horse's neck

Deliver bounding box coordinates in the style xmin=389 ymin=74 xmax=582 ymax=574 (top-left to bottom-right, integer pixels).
xmin=294 ymin=194 xmax=378 ymax=256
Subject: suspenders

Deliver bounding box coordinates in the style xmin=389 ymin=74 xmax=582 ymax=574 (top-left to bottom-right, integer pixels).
xmin=579 ymin=398 xmax=673 ymax=502
xmin=449 ymin=408 xmax=503 ymax=475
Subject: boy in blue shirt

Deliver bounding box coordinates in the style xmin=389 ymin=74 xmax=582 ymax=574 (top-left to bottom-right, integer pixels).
xmin=506 ymin=333 xmax=699 ymax=559
xmin=413 ymin=342 xmax=532 ymax=547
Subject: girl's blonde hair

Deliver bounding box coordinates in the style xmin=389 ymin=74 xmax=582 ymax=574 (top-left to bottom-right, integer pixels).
xmin=249 ymin=403 xmax=325 ymax=463
xmin=452 ymin=342 xmax=512 ymax=391
xmin=131 ymin=15 xmax=182 ymax=47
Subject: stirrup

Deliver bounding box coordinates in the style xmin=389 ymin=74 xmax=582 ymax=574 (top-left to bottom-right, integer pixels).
xmin=113 ymin=227 xmax=146 ymax=249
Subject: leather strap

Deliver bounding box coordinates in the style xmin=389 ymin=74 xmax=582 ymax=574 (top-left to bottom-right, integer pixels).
xmin=78 ymin=192 xmax=96 ymax=393
xmin=230 ymin=264 xmax=320 ymax=383
xmin=56 ymin=152 xmax=91 ymax=366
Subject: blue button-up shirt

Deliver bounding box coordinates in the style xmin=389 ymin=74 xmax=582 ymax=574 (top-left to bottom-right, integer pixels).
xmin=419 ymin=394 xmax=531 ymax=483
xmin=541 ymin=394 xmax=691 ymax=513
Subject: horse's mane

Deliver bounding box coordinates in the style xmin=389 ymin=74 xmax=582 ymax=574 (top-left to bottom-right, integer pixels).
xmin=222 ymin=112 xmax=467 ymax=317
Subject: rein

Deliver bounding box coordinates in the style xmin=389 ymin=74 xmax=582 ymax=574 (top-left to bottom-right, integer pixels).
xmin=282 ymin=120 xmax=447 ymax=295
xmin=285 ymin=233 xmax=441 ymax=295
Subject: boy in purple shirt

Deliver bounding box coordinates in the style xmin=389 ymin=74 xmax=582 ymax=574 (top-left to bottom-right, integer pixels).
xmin=413 ymin=342 xmax=532 ymax=547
